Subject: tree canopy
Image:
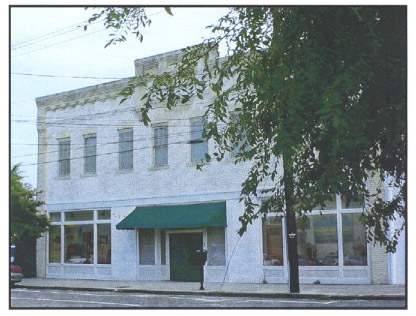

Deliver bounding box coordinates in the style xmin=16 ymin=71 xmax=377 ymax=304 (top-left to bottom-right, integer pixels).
xmin=87 ymin=6 xmax=406 ymax=252
xmin=10 ymin=164 xmax=49 ymax=276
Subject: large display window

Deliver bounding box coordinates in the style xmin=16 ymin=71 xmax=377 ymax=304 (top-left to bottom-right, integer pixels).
xmin=48 ymin=209 xmax=112 ymax=265
xmin=262 ymin=196 xmax=367 ymax=268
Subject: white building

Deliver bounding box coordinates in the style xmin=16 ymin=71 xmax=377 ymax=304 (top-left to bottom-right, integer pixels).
xmin=35 ymin=49 xmax=404 ymax=284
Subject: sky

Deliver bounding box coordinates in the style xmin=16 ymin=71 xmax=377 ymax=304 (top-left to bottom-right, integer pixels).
xmin=10 ymin=5 xmax=230 ymax=187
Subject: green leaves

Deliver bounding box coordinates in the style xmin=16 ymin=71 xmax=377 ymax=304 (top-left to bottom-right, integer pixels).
xmin=90 ymin=6 xmax=406 ymax=252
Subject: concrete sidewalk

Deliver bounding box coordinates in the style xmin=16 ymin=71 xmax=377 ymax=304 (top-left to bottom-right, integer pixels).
xmin=15 ymin=278 xmax=406 ymax=301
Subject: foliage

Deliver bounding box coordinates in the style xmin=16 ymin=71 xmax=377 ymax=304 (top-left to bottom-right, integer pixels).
xmin=10 ymin=164 xmax=49 ymax=276
xmin=88 ymin=6 xmax=406 ymax=252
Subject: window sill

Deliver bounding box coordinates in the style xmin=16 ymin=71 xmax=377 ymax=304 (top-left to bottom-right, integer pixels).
xmin=81 ymin=173 xmax=98 ymax=178
xmin=149 ymin=165 xmax=169 ymax=171
xmin=56 ymin=175 xmax=71 ymax=180
xmin=117 ymin=169 xmax=135 ymax=174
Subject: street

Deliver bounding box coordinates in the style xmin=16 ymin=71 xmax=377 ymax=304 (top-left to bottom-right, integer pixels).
xmin=10 ymin=288 xmax=406 ymax=309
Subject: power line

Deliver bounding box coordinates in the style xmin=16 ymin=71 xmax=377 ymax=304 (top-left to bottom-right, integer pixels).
xmin=11 ymin=72 xmax=124 ymax=80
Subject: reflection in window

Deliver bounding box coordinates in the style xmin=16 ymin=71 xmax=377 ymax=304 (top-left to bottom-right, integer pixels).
xmin=49 ymin=225 xmax=61 ymax=263
xmin=65 ymin=224 xmax=94 ymax=264
xmin=65 ymin=210 xmax=93 ymax=221
xmin=262 ymin=217 xmax=284 ymax=266
xmin=119 ymin=129 xmax=133 ymax=171
xmin=153 ymin=125 xmax=168 ymax=167
xmin=58 ymin=138 xmax=70 ymax=176
xmin=98 ymin=224 xmax=111 ymax=264
xmin=84 ymin=134 xmax=97 ymax=174
xmin=342 ymin=213 xmax=367 ymax=266
xmin=190 ymin=119 xmax=208 ymax=163
xmin=207 ymin=228 xmax=226 ymax=266
xmin=297 ymin=214 xmax=338 ymax=266
xmin=139 ymin=229 xmax=155 ymax=265
xmin=48 ymin=210 xmax=112 ymax=265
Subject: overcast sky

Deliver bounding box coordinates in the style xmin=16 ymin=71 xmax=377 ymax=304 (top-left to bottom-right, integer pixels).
xmin=10 ymin=6 xmax=230 ymax=187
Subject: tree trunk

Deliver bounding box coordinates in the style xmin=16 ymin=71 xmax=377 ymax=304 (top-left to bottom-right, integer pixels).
xmin=283 ymin=156 xmax=300 ymax=293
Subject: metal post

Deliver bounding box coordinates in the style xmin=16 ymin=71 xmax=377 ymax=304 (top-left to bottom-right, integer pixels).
xmin=199 ymin=264 xmax=205 ymax=290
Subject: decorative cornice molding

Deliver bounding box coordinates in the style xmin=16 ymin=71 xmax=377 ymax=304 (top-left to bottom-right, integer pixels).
xmin=36 ymin=79 xmax=131 ymax=112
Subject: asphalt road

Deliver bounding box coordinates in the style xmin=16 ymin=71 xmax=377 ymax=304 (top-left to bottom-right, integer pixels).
xmin=10 ymin=288 xmax=406 ymax=309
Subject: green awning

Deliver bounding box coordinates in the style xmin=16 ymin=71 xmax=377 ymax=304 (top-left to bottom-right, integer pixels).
xmin=116 ymin=202 xmax=226 ymax=230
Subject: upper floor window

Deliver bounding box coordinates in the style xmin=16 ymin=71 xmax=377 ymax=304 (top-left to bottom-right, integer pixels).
xmin=190 ymin=118 xmax=208 ymax=163
xmin=84 ymin=134 xmax=97 ymax=174
xmin=118 ymin=129 xmax=133 ymax=171
xmin=58 ymin=138 xmax=70 ymax=177
xmin=153 ymin=125 xmax=168 ymax=167
xmin=229 ymin=113 xmax=248 ymax=158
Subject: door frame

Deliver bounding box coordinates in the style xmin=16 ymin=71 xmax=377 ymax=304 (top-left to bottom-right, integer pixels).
xmin=166 ymin=229 xmax=207 ymax=280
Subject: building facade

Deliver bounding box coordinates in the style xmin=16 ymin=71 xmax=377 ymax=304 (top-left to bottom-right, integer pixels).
xmin=36 ymin=49 xmax=404 ymax=284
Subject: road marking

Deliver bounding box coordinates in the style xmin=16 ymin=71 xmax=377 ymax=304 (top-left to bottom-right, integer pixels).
xmin=243 ymin=298 xmax=339 ymax=305
xmin=12 ymin=296 xmax=142 ymax=307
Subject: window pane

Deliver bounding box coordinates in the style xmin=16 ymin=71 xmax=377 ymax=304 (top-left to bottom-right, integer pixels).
xmin=207 ymin=228 xmax=226 ymax=266
xmin=84 ymin=135 xmax=97 ymax=174
xmin=65 ymin=224 xmax=94 ymax=264
xmin=342 ymin=213 xmax=367 ymax=266
xmin=58 ymin=139 xmax=70 ymax=176
xmin=342 ymin=194 xmax=364 ymax=209
xmin=98 ymin=210 xmax=111 ymax=220
xmin=160 ymin=229 xmax=166 ymax=265
xmin=49 ymin=225 xmax=61 ymax=263
xmin=262 ymin=217 xmax=284 ymax=266
xmin=65 ymin=211 xmax=93 ymax=221
xmin=154 ymin=126 xmax=168 ymax=166
xmin=297 ymin=214 xmax=338 ymax=266
xmin=191 ymin=119 xmax=208 ymax=163
xmin=312 ymin=196 xmax=337 ymax=210
xmin=49 ymin=212 xmax=61 ymax=222
xmin=139 ymin=229 xmax=155 ymax=265
xmin=119 ymin=129 xmax=133 ymax=170
xmin=98 ymin=224 xmax=111 ymax=264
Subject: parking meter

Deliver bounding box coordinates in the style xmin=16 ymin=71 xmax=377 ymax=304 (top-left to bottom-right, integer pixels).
xmin=195 ymin=249 xmax=207 ymax=290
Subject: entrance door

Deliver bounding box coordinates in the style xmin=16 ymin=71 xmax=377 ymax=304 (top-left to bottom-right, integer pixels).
xmin=169 ymin=233 xmax=203 ymax=281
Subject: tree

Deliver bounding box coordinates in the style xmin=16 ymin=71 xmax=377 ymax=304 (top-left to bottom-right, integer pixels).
xmin=87 ymin=6 xmax=406 ymax=292
xmin=10 ymin=164 xmax=49 ymax=277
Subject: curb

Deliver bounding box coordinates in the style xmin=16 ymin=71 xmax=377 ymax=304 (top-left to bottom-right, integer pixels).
xmin=14 ymin=283 xmax=406 ymax=301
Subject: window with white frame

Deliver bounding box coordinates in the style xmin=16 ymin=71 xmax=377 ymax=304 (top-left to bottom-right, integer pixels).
xmin=139 ymin=229 xmax=155 ymax=265
xmin=48 ymin=209 xmax=112 ymax=265
xmin=262 ymin=195 xmax=367 ymax=267
xmin=84 ymin=134 xmax=97 ymax=174
xmin=153 ymin=125 xmax=168 ymax=167
xmin=118 ymin=129 xmax=133 ymax=171
xmin=207 ymin=227 xmax=226 ymax=266
xmin=190 ymin=118 xmax=208 ymax=163
xmin=58 ymin=138 xmax=71 ymax=177
xmin=229 ymin=113 xmax=248 ymax=158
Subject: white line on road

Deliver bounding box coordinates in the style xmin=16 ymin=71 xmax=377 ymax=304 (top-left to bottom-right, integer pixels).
xmin=11 ymin=296 xmax=142 ymax=307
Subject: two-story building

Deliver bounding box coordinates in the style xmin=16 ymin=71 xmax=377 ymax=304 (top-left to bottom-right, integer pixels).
xmin=35 ymin=49 xmax=405 ymax=285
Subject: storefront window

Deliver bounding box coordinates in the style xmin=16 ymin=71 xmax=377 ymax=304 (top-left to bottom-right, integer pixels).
xmin=139 ymin=229 xmax=155 ymax=265
xmin=297 ymin=214 xmax=338 ymax=266
xmin=48 ymin=210 xmax=112 ymax=265
xmin=65 ymin=210 xmax=93 ymax=221
xmin=207 ymin=227 xmax=226 ymax=266
xmin=49 ymin=225 xmax=61 ymax=263
xmin=65 ymin=224 xmax=94 ymax=264
xmin=98 ymin=210 xmax=111 ymax=220
xmin=262 ymin=217 xmax=284 ymax=266
xmin=342 ymin=213 xmax=367 ymax=266
xmin=98 ymin=224 xmax=111 ymax=264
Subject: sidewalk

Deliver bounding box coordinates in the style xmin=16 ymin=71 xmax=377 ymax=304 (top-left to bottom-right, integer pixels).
xmin=15 ymin=278 xmax=406 ymax=301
